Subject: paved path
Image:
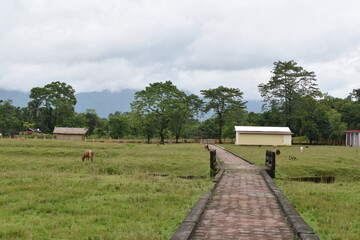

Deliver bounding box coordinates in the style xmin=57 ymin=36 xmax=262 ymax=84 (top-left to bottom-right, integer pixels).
xmin=190 ymin=145 xmax=295 ymax=240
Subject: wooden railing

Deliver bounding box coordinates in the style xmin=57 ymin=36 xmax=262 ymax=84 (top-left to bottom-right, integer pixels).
xmin=265 ymin=150 xmax=276 ymax=178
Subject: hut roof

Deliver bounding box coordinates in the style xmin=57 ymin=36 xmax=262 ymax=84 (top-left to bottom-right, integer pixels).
xmin=344 ymin=130 xmax=360 ymax=133
xmin=234 ymin=126 xmax=293 ymax=135
xmin=53 ymin=127 xmax=88 ymax=135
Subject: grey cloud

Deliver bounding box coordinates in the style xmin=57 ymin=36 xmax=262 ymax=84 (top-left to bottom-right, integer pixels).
xmin=0 ymin=0 xmax=359 ymax=98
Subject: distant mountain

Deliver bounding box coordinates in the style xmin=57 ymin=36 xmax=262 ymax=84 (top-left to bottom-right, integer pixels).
xmin=0 ymin=89 xmax=29 ymax=107
xmin=0 ymin=89 xmax=136 ymax=117
xmin=0 ymin=89 xmax=263 ymax=118
xmin=75 ymin=90 xmax=137 ymax=117
xmin=246 ymin=100 xmax=263 ymax=113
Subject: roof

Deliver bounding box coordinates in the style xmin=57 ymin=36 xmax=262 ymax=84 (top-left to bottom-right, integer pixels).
xmin=235 ymin=126 xmax=293 ymax=135
xmin=344 ymin=130 xmax=360 ymax=133
xmin=20 ymin=128 xmax=41 ymax=133
xmin=53 ymin=127 xmax=89 ymax=135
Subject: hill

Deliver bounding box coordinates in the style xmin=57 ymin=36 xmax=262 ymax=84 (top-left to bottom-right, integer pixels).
xmin=0 ymin=89 xmax=262 ymax=118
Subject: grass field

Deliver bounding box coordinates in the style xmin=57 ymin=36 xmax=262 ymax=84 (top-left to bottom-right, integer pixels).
xmin=0 ymin=139 xmax=213 ymax=240
xmin=223 ymin=144 xmax=360 ymax=240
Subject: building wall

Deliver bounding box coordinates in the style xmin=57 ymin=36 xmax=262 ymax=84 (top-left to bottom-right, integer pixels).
xmin=56 ymin=134 xmax=85 ymax=141
xmin=346 ymin=132 xmax=360 ymax=147
xmin=235 ymin=133 xmax=292 ymax=146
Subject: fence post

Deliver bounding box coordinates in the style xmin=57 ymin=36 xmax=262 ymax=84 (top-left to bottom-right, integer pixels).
xmin=265 ymin=150 xmax=276 ymax=178
xmin=210 ymin=150 xmax=217 ymax=177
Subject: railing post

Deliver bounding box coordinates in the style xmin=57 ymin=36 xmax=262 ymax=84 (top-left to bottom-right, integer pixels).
xmin=265 ymin=150 xmax=276 ymax=178
xmin=210 ymin=149 xmax=217 ymax=177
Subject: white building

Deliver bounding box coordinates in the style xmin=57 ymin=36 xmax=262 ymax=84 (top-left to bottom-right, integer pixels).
xmin=344 ymin=130 xmax=360 ymax=147
xmin=235 ymin=126 xmax=293 ymax=146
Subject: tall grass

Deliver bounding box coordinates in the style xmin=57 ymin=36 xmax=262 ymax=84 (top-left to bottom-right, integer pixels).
xmin=0 ymin=139 xmax=212 ymax=240
xmin=223 ymin=144 xmax=360 ymax=240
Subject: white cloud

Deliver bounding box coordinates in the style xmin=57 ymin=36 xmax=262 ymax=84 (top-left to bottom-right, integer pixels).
xmin=0 ymin=0 xmax=359 ymax=98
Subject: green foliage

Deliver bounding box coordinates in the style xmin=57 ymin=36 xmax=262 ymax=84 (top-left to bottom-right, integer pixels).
xmin=28 ymin=81 xmax=77 ymax=132
xmin=168 ymin=94 xmax=203 ymax=142
xmin=258 ymin=60 xmax=321 ymax=129
xmin=0 ymin=100 xmax=22 ymax=136
xmin=131 ymin=81 xmax=202 ymax=142
xmin=1 ymin=78 xmax=358 ymax=141
xmin=201 ymin=86 xmax=246 ymax=142
xmin=340 ymin=97 xmax=360 ymax=130
xmin=108 ymin=114 xmax=130 ymax=138
xmin=197 ymin=118 xmax=218 ymax=139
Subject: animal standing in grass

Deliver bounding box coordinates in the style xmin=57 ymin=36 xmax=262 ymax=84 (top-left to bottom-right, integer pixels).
xmin=300 ymin=146 xmax=304 ymax=154
xmin=82 ymin=150 xmax=94 ymax=162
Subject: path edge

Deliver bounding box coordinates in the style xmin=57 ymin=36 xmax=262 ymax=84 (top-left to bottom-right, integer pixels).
xmin=216 ymin=145 xmax=320 ymax=240
xmin=261 ymin=170 xmax=321 ymax=240
xmin=214 ymin=145 xmax=255 ymax=165
xmin=170 ymin=169 xmax=225 ymax=240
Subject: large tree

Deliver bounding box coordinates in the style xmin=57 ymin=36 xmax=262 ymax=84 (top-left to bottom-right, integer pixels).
xmin=201 ymin=86 xmax=246 ymax=143
xmin=131 ymin=81 xmax=187 ymax=142
xmin=28 ymin=81 xmax=77 ymax=132
xmin=168 ymin=94 xmax=203 ymax=143
xmin=131 ymin=81 xmax=203 ymax=143
xmin=258 ymin=60 xmax=321 ymax=129
xmin=108 ymin=113 xmax=130 ymax=139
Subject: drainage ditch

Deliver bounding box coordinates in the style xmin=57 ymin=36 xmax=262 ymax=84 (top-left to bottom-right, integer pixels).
xmin=284 ymin=176 xmax=335 ymax=183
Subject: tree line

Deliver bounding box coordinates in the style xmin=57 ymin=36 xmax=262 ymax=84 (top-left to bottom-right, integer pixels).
xmin=0 ymin=60 xmax=359 ymax=143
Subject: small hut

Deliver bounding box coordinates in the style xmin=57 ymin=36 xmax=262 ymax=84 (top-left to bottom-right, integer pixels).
xmin=53 ymin=127 xmax=88 ymax=141
xmin=10 ymin=128 xmax=41 ymax=138
xmin=344 ymin=130 xmax=360 ymax=147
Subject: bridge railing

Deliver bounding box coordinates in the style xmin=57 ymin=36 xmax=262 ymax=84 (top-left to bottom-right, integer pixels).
xmin=210 ymin=149 xmax=217 ymax=177
xmin=265 ymin=150 xmax=276 ymax=178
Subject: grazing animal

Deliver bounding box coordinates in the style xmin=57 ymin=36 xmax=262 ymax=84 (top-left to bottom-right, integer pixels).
xmin=82 ymin=150 xmax=94 ymax=162
xmin=288 ymin=155 xmax=296 ymax=160
xmin=300 ymin=146 xmax=304 ymax=154
xmin=306 ymin=146 xmax=309 ymax=148
xmin=157 ymin=142 xmax=165 ymax=146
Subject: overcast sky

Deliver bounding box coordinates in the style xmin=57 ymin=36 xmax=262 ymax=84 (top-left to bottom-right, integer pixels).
xmin=1 ymin=0 xmax=360 ymax=100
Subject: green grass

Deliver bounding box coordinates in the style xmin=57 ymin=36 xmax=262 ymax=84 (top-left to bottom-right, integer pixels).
xmin=223 ymin=144 xmax=360 ymax=240
xmin=0 ymin=139 xmax=212 ymax=240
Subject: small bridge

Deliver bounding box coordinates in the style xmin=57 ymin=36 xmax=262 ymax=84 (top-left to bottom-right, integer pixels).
xmin=171 ymin=145 xmax=319 ymax=240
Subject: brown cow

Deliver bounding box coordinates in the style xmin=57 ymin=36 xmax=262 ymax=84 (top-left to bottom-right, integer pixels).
xmin=82 ymin=150 xmax=94 ymax=162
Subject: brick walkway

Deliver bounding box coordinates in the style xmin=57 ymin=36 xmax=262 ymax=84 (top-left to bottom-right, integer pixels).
xmin=190 ymin=145 xmax=295 ymax=240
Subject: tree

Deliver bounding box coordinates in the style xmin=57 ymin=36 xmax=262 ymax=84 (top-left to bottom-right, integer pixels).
xmin=130 ymin=111 xmax=158 ymax=143
xmin=93 ymin=118 xmax=109 ymax=138
xmin=28 ymin=81 xmax=77 ymax=132
xmin=341 ymin=89 xmax=360 ymax=130
xmin=131 ymin=81 xmax=194 ymax=143
xmin=348 ymin=88 xmax=360 ymax=102
xmin=294 ymin=96 xmax=330 ymax=143
xmin=0 ymin=100 xmax=22 ymax=136
xmin=168 ymin=94 xmax=203 ymax=143
xmin=196 ymin=118 xmax=218 ymax=139
xmin=84 ymin=109 xmax=100 ymax=135
xmin=258 ymin=60 xmax=321 ymax=129
xmin=201 ymin=86 xmax=246 ymax=143
xmin=108 ymin=113 xmax=130 ymax=139
xmin=222 ymin=107 xmax=248 ymax=139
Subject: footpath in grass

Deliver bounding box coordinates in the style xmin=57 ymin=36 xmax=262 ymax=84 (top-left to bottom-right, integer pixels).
xmin=0 ymin=139 xmax=212 ymax=240
xmin=224 ymin=144 xmax=360 ymax=240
